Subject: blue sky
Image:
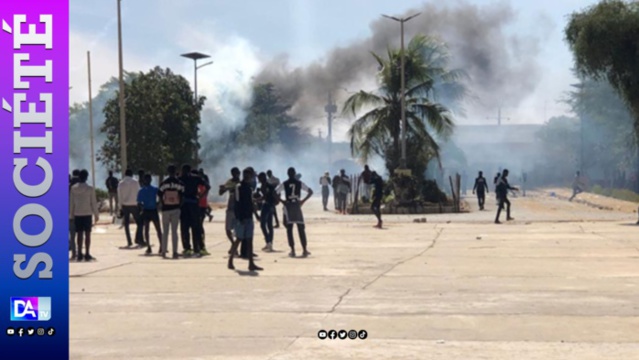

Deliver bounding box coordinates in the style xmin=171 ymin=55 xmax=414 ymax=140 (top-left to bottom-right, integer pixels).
xmin=70 ymin=0 xmax=600 ymax=136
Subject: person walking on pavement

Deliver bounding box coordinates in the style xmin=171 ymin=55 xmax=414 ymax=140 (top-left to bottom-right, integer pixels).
xmin=319 ymin=172 xmax=331 ymax=211
xmin=569 ymin=171 xmax=585 ymax=202
xmin=138 ymin=174 xmax=163 ymax=256
xmin=472 ymin=171 xmax=489 ymax=210
xmin=370 ymin=171 xmax=384 ymax=228
xmin=495 ymin=169 xmax=518 ymax=224
xmin=118 ymin=169 xmax=145 ymax=247
xmin=220 ymin=167 xmax=241 ymax=256
xmin=257 ymin=172 xmax=277 ymax=252
xmin=359 ymin=165 xmax=372 ymax=202
xmin=227 ymin=168 xmax=263 ymax=272
xmin=105 ymin=170 xmax=119 ymax=215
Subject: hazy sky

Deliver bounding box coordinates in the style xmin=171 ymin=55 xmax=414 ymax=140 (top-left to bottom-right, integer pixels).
xmin=69 ymin=0 xmax=599 ymax=136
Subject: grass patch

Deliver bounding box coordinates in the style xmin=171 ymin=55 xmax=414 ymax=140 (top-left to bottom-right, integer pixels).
xmin=590 ymin=185 xmax=639 ymax=202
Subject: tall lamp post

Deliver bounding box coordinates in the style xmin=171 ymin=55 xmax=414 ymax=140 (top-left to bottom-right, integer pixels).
xmin=117 ymin=0 xmax=127 ymax=174
xmin=87 ymin=51 xmax=96 ymax=189
xmin=181 ymin=52 xmax=213 ymax=165
xmin=382 ymin=12 xmax=421 ymax=171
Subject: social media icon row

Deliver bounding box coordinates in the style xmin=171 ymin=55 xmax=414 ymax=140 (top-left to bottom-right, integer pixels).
xmin=6 ymin=327 xmax=55 ymax=337
xmin=318 ymin=329 xmax=367 ymax=340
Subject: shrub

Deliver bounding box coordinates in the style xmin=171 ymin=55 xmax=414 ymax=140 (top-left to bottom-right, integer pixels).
xmin=421 ymin=179 xmax=447 ymax=203
xmin=590 ymin=185 xmax=639 ymax=202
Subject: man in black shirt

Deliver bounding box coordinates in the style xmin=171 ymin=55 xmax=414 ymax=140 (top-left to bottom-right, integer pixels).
xmin=276 ymin=167 xmax=313 ymax=257
xmin=370 ymin=171 xmax=384 ymax=229
xmin=495 ymin=169 xmax=518 ymax=224
xmin=472 ymin=171 xmax=489 ymax=210
xmin=158 ymin=165 xmax=184 ymax=259
xmin=138 ymin=169 xmax=145 ymax=188
xmin=228 ymin=168 xmax=263 ymax=271
xmin=179 ymin=164 xmax=210 ymax=257
xmin=257 ymin=172 xmax=277 ymax=252
xmin=106 ymin=170 xmax=119 ymax=215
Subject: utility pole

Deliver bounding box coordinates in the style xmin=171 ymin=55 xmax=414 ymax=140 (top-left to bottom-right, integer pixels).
xmin=117 ymin=0 xmax=127 ymax=174
xmin=87 ymin=51 xmax=96 ymax=190
xmin=325 ymin=91 xmax=337 ymax=167
xmin=487 ymin=107 xmax=509 ymax=126
xmin=382 ymin=12 xmax=421 ymax=171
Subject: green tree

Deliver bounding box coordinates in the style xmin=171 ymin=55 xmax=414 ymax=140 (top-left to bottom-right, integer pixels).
xmin=566 ymin=75 xmax=635 ymax=183
xmin=565 ymin=0 xmax=639 ymax=188
xmin=98 ymin=67 xmax=204 ymax=175
xmin=342 ymin=34 xmax=467 ymax=178
xmin=536 ymin=116 xmax=580 ymax=178
xmin=235 ymin=83 xmax=300 ymax=149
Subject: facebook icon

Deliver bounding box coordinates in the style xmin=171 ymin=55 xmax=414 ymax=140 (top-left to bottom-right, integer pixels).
xmin=10 ymin=297 xmax=51 ymax=321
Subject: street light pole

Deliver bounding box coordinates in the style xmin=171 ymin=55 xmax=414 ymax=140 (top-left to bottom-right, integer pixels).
xmin=382 ymin=12 xmax=421 ymax=170
xmin=117 ymin=0 xmax=127 ymax=174
xmin=181 ymin=52 xmax=212 ymax=165
xmin=87 ymin=51 xmax=96 ymax=190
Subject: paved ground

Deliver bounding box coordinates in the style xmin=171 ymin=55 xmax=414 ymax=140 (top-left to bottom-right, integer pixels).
xmin=70 ymin=189 xmax=639 ymax=359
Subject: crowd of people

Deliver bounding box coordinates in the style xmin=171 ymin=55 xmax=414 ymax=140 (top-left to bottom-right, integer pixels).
xmin=69 ymin=163 xmax=386 ymax=268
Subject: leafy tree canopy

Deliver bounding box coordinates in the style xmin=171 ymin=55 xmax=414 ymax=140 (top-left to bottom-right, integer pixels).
xmin=98 ymin=66 xmax=204 ymax=175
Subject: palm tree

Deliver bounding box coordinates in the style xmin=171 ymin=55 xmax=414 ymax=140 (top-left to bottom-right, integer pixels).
xmin=342 ymin=34 xmax=467 ymax=178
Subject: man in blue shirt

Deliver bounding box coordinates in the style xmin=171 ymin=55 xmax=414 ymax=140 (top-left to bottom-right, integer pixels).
xmin=138 ymin=174 xmax=163 ymax=255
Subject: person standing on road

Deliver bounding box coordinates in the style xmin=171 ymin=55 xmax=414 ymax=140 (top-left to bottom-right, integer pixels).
xmin=118 ymin=169 xmax=145 ymax=247
xmin=158 ymin=165 xmax=184 ymax=259
xmin=370 ymin=171 xmax=384 ymax=229
xmin=196 ymin=174 xmax=211 ymax=256
xmin=179 ymin=165 xmax=210 ymax=257
xmin=495 ymin=169 xmax=518 ymax=224
xmin=105 ymin=170 xmax=119 ymax=215
xmin=257 ymin=172 xmax=277 ymax=252
xmin=69 ymin=169 xmax=80 ymax=260
xmin=277 ymin=167 xmax=313 ymax=258
xmin=336 ymin=169 xmax=351 ymax=214
xmin=199 ymin=168 xmax=214 ymax=222
xmin=319 ymin=172 xmax=331 ymax=211
xmin=332 ymin=173 xmax=341 ymax=210
xmin=227 ymin=168 xmax=263 ymax=272
xmin=70 ymin=169 xmax=99 ymax=261
xmin=472 ymin=171 xmax=489 ymax=210
xmin=266 ymin=170 xmax=281 ymax=228
xmin=359 ymin=165 xmax=372 ymax=203
xmin=138 ymin=174 xmax=163 ymax=256
xmin=220 ymin=167 xmax=241 ymax=255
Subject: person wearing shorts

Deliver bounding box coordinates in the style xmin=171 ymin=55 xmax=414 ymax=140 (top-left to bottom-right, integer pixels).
xmin=70 ymin=169 xmax=99 ymax=261
xmin=227 ymin=168 xmax=263 ymax=271
xmin=276 ymin=167 xmax=313 ymax=258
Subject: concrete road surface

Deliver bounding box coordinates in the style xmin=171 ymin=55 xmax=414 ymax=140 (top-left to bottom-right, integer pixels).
xmin=70 ymin=189 xmax=639 ymax=359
